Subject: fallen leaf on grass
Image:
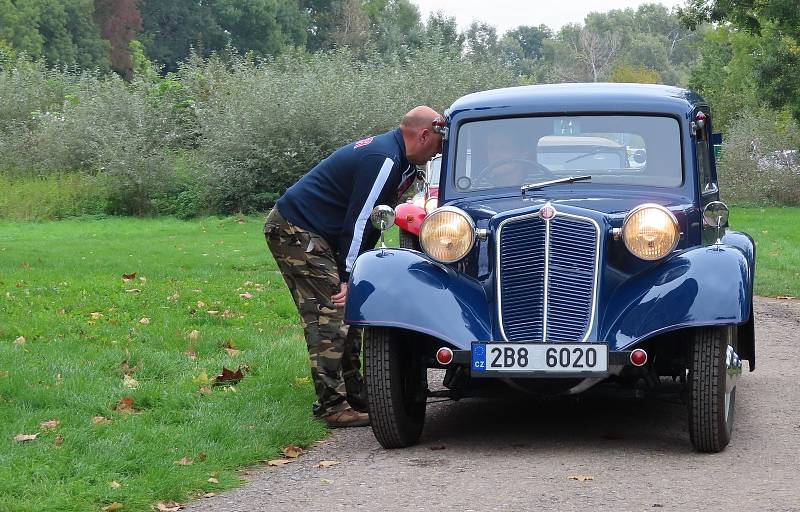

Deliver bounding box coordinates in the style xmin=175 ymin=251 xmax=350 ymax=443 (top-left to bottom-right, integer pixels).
xmin=138 ymin=317 xmax=150 ymax=325
xmin=90 ymin=312 xmax=103 ymax=320
xmin=213 ymin=367 xmax=244 ymax=386
xmin=139 ymin=276 xmax=146 ymax=283
xmin=123 ymin=375 xmax=139 ymax=389
xmin=196 ymin=301 xmax=206 ymax=308
xmin=40 ymin=419 xmax=60 ymax=430
xmin=184 ymin=348 xmax=197 ymax=360
xmin=188 ymin=330 xmax=201 ymax=341
xmin=121 ymin=272 xmax=136 ymax=282
xmin=125 ymin=288 xmax=141 ymax=294
xmin=267 ymin=459 xmax=293 ymax=467
xmin=203 ymin=493 xmax=216 ymax=498
xmin=776 ymin=296 xmax=796 ymax=300
xmin=174 ymin=457 xmax=192 ymax=466
xmin=54 ymin=435 xmax=64 ymax=446
xmin=114 ymin=397 xmax=136 ymax=414
xmin=222 ymin=309 xmax=235 ymax=319
xmin=193 ymin=372 xmax=210 ymax=386
xmin=57 ymin=308 xmax=65 ymax=316
xmin=282 ymin=445 xmax=303 ymax=458
xmin=14 ymin=336 xmax=25 ymax=345
xmin=239 ymin=292 xmax=253 ymax=299
xmin=93 ymin=416 xmax=111 ymax=425
xmin=110 ymin=481 xmax=121 ymax=489
xmin=317 ymin=460 xmax=340 ymax=468
xmin=197 ymin=386 xmax=212 ymax=395
xmin=223 ymin=340 xmax=241 ymax=357
xmin=14 ymin=433 xmax=38 ymax=442
xmin=567 ymin=475 xmax=594 ymax=481
xmin=168 ymin=293 xmax=179 ymax=301
xmin=206 ymin=310 xmax=219 ymax=316
xmin=156 ymin=502 xmax=183 ymax=512
xmin=207 ymin=477 xmax=219 ymax=484
xmin=293 ymin=376 xmax=311 ymax=386
xmin=101 ymin=503 xmax=124 ymax=511
xmin=197 ymin=452 xmax=206 ymax=462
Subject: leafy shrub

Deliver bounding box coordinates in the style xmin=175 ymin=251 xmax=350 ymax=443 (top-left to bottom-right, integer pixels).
xmin=717 ymin=109 xmax=800 ymax=206
xmin=0 ymin=173 xmax=107 ymax=220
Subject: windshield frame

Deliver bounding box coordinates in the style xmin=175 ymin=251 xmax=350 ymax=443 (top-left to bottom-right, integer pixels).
xmin=445 ymin=113 xmax=685 ymax=197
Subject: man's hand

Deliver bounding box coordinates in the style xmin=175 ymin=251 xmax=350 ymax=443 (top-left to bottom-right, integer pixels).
xmin=332 ymin=283 xmax=348 ymax=307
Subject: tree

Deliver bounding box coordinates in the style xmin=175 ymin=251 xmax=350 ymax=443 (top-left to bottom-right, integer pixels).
xmin=681 ymin=0 xmax=800 ymax=120
xmin=465 ymin=21 xmax=498 ymax=60
xmin=0 ymin=0 xmax=44 ymax=57
xmin=611 ymin=63 xmax=660 ymax=83
xmin=424 ymin=11 xmax=462 ymax=50
xmin=93 ymin=0 xmax=142 ymax=79
xmin=34 ymin=0 xmax=109 ymax=70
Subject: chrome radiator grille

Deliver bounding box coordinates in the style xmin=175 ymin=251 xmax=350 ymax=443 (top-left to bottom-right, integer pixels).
xmin=497 ymin=211 xmax=599 ymax=342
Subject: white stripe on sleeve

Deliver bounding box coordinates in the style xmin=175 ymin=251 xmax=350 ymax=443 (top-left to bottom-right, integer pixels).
xmin=346 ymin=157 xmax=395 ymax=273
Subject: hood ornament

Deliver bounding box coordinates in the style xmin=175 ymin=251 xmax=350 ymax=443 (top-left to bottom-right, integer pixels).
xmin=539 ymin=202 xmax=556 ymax=221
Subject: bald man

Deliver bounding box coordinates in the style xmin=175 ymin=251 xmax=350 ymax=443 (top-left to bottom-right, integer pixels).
xmin=264 ymin=106 xmax=443 ymax=428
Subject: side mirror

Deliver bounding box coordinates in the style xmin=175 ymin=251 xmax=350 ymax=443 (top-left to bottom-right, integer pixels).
xmin=633 ymin=149 xmax=647 ymax=164
xmin=703 ymin=201 xmax=729 ymax=244
xmin=370 ymin=205 xmax=395 ymax=249
xmin=702 ymin=201 xmax=729 ymax=229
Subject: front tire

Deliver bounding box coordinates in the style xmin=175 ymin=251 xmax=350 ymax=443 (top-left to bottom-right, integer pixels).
xmin=688 ymin=326 xmax=735 ymax=452
xmin=364 ymin=327 xmax=427 ymax=448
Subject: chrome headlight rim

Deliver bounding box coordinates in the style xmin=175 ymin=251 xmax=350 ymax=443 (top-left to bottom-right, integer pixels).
xmin=419 ymin=206 xmax=476 ymax=264
xmin=622 ymin=203 xmax=680 ymax=261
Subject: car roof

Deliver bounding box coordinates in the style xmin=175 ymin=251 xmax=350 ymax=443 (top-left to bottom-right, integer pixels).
xmin=448 ymin=83 xmax=706 ymax=118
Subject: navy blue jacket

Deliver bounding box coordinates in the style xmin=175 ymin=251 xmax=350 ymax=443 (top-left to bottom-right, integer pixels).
xmin=276 ymin=129 xmax=416 ymax=282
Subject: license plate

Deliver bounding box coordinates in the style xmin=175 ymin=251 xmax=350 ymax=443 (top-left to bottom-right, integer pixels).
xmin=471 ymin=343 xmax=608 ymax=375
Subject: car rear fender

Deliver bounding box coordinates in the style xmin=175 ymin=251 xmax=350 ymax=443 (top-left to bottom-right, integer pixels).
xmin=602 ymin=242 xmax=754 ymax=368
xmin=345 ymin=249 xmax=491 ymax=350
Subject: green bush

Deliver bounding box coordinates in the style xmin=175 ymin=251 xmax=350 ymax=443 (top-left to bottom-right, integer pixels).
xmin=0 ymin=173 xmax=107 ymax=220
xmin=717 ymin=109 xmax=800 ymax=206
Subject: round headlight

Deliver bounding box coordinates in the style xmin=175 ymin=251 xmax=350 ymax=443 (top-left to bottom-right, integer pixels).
xmin=424 ymin=196 xmax=438 ymax=213
xmin=622 ymin=204 xmax=680 ymax=260
xmin=419 ymin=206 xmax=475 ymax=263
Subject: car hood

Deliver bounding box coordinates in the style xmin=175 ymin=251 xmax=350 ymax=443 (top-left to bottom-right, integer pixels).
xmin=446 ymin=189 xmax=696 ymax=223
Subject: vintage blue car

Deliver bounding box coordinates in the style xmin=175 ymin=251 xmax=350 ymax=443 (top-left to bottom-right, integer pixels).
xmin=346 ymin=83 xmax=755 ymax=453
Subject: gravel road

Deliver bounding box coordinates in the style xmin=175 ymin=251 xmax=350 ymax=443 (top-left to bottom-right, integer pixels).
xmin=187 ymin=297 xmax=800 ymax=512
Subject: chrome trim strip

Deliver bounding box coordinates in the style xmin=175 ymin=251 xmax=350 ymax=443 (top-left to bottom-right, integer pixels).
xmin=542 ymin=204 xmax=552 ymax=340
xmin=496 ymin=206 xmax=601 ymax=343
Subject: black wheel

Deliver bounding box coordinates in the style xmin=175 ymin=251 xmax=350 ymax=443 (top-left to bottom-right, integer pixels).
xmin=688 ymin=326 xmax=736 ymax=452
xmin=363 ymin=327 xmax=427 ymax=448
xmin=398 ymin=229 xmax=421 ymax=251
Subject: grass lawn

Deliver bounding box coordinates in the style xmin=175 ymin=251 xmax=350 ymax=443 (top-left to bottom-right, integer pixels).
xmin=0 ymin=217 xmax=328 ymax=511
xmin=730 ymin=207 xmax=800 ymax=297
xmin=0 ymin=209 xmax=795 ymax=510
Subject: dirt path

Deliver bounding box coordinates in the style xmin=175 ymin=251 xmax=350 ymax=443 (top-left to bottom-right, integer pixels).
xmin=187 ymin=297 xmax=800 ymax=512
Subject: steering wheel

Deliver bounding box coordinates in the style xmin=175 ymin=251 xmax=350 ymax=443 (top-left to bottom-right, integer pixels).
xmin=475 ymin=158 xmax=554 ymax=187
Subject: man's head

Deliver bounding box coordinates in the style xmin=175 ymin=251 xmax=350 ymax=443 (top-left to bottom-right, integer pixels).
xmin=400 ymin=106 xmax=444 ymax=165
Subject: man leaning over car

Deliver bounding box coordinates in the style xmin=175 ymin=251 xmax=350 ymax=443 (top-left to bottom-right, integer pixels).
xmin=264 ymin=106 xmax=443 ymax=428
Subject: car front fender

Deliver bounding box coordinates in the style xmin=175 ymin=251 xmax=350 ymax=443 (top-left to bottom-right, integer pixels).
xmin=345 ymin=249 xmax=491 ymax=349
xmin=602 ymin=243 xmax=753 ymax=351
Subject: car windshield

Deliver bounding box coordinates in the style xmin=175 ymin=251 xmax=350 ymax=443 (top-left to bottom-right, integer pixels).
xmin=451 ymin=115 xmax=682 ymax=192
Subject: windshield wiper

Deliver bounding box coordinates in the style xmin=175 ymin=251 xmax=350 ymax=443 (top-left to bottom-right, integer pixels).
xmin=520 ymin=175 xmax=592 ymax=193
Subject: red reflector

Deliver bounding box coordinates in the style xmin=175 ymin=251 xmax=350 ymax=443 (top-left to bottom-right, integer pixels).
xmin=630 ymin=349 xmax=648 ymax=367
xmin=436 ymin=347 xmax=453 ymax=365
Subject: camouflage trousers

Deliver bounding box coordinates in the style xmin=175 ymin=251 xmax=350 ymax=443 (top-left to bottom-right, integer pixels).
xmin=263 ymin=207 xmax=366 ymax=417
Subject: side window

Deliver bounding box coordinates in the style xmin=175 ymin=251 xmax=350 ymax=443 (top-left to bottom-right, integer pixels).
xmin=696 ymin=139 xmax=715 ymax=194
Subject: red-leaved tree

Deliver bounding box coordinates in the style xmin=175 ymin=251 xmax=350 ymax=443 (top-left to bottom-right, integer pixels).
xmin=93 ymin=0 xmax=142 ymax=79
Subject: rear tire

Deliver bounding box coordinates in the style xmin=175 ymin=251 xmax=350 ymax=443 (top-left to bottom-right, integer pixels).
xmin=688 ymin=326 xmax=735 ymax=452
xmin=399 ymin=229 xmax=421 ymax=251
xmin=364 ymin=327 xmax=427 ymax=448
